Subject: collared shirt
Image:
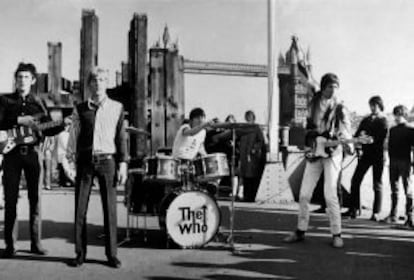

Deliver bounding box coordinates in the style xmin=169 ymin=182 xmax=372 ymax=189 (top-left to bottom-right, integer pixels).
xmin=67 ymin=96 xmax=127 ymax=160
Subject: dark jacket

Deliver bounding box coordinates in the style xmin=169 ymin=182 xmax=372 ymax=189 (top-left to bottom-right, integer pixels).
xmin=0 ymin=92 xmax=64 ymax=142
xmin=75 ymin=100 xmax=128 ymax=164
xmin=239 ymin=125 xmax=266 ymax=178
xmin=355 ymin=114 xmax=388 ymax=159
xmin=388 ymin=122 xmax=414 ymax=162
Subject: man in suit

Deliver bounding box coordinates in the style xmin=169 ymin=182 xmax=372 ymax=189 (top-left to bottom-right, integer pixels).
xmin=67 ymin=67 xmax=128 ymax=268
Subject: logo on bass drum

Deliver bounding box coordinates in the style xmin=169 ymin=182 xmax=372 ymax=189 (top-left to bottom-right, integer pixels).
xmin=178 ymin=206 xmax=208 ymax=234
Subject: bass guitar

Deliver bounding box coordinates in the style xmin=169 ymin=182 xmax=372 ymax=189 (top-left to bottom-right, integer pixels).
xmin=305 ymin=134 xmax=373 ymax=161
xmin=0 ymin=120 xmax=63 ymax=154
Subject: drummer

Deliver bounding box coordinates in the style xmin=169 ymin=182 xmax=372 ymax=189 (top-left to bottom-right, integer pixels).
xmin=172 ymin=108 xmax=216 ymax=191
xmin=172 ymin=107 xmax=214 ymax=161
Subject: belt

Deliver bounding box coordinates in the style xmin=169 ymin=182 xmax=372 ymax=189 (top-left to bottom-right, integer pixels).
xmin=92 ymin=153 xmax=114 ymax=163
xmin=15 ymin=145 xmax=35 ymax=155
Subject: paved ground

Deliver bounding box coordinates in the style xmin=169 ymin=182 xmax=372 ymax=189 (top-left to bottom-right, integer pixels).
xmin=0 ymin=182 xmax=413 ymax=280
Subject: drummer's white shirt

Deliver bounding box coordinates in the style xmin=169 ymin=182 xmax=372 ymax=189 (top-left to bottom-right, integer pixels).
xmin=172 ymin=124 xmax=206 ymax=160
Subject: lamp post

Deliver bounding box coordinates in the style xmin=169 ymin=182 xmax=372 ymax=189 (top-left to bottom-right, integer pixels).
xmin=267 ymin=0 xmax=279 ymax=161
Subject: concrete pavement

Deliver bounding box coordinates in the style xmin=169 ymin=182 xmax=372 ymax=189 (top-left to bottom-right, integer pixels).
xmin=0 ymin=187 xmax=413 ymax=280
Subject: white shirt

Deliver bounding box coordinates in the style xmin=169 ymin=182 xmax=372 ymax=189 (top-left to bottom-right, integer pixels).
xmin=67 ymin=97 xmax=123 ymax=157
xmin=172 ymin=124 xmax=206 ymax=160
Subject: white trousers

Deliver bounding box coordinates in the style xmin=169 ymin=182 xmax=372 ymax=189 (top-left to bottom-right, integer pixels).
xmin=297 ymin=153 xmax=342 ymax=235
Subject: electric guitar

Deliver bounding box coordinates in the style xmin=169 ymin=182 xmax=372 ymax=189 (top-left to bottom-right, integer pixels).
xmin=305 ymin=134 xmax=373 ymax=161
xmin=0 ymin=120 xmax=63 ymax=154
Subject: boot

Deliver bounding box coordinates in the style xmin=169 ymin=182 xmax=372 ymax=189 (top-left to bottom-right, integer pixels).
xmin=405 ymin=197 xmax=413 ymax=228
xmin=390 ymin=193 xmax=398 ymax=219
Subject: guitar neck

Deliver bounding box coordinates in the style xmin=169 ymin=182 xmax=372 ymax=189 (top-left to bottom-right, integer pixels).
xmin=324 ymin=138 xmax=359 ymax=147
xmin=36 ymin=120 xmax=62 ymax=131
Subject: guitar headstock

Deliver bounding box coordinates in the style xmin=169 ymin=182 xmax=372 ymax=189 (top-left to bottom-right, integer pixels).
xmin=358 ymin=135 xmax=374 ymax=144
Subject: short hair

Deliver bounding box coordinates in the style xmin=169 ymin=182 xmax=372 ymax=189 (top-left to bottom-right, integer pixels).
xmin=393 ymin=105 xmax=408 ymax=117
xmin=189 ymin=108 xmax=205 ymax=120
xmin=245 ymin=110 xmax=256 ymax=121
xmin=14 ymin=62 xmax=37 ymax=79
xmin=320 ymin=73 xmax=339 ymax=90
xmin=369 ymin=95 xmax=384 ymax=111
xmin=225 ymin=114 xmax=236 ymax=123
xmin=87 ymin=67 xmax=109 ymax=84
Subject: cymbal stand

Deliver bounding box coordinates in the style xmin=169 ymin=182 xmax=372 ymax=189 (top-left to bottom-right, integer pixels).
xmin=227 ymin=127 xmax=237 ymax=250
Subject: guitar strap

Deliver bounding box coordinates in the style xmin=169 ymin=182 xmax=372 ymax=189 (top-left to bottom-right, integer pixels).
xmin=33 ymin=96 xmax=49 ymax=117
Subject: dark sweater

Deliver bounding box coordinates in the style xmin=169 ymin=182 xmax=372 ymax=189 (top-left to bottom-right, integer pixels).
xmin=388 ymin=122 xmax=414 ymax=162
xmin=355 ymin=114 xmax=388 ymax=158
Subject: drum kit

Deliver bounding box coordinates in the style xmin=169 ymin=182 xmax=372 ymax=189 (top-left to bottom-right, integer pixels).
xmin=125 ymin=122 xmax=259 ymax=250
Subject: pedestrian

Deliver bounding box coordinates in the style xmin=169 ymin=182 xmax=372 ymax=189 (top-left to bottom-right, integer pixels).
xmin=239 ymin=110 xmax=266 ymax=202
xmin=382 ymin=105 xmax=414 ymax=227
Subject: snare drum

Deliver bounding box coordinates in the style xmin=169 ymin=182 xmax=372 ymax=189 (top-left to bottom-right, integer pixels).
xmin=159 ymin=190 xmax=221 ymax=248
xmin=143 ymin=155 xmax=180 ymax=183
xmin=193 ymin=153 xmax=230 ymax=182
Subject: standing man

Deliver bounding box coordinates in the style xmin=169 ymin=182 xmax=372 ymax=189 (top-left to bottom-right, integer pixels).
xmin=283 ymin=73 xmax=353 ymax=248
xmin=383 ymin=105 xmax=414 ymax=226
xmin=67 ymin=67 xmax=128 ymax=268
xmin=343 ymin=96 xmax=388 ymax=220
xmin=239 ymin=110 xmax=266 ymax=202
xmin=0 ymin=63 xmax=63 ymax=258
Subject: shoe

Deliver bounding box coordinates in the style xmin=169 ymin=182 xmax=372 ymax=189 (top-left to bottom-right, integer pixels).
xmin=370 ymin=213 xmax=380 ymax=222
xmin=332 ymin=236 xmax=344 ymax=248
xmin=107 ymin=257 xmax=122 ymax=268
xmin=380 ymin=215 xmax=397 ymax=223
xmin=342 ymin=209 xmax=358 ymax=219
xmin=404 ymin=219 xmax=414 ymax=228
xmin=2 ymin=247 xmax=16 ymax=258
xmin=70 ymin=255 xmax=85 ymax=267
xmin=283 ymin=232 xmax=305 ymax=243
xmin=30 ymin=245 xmax=48 ymax=255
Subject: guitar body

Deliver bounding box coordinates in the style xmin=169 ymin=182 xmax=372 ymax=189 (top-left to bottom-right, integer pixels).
xmin=305 ymin=132 xmax=373 ymax=161
xmin=0 ymin=120 xmax=62 ymax=154
xmin=305 ymin=131 xmax=337 ymax=161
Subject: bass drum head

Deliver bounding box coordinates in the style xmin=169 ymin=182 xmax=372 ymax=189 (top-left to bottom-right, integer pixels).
xmin=162 ymin=191 xmax=220 ymax=248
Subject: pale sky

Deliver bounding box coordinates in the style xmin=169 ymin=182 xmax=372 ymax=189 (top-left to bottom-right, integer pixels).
xmin=1 ymin=0 xmax=414 ymax=123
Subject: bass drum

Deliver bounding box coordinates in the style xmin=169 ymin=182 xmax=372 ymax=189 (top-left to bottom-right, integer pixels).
xmin=159 ymin=190 xmax=221 ymax=249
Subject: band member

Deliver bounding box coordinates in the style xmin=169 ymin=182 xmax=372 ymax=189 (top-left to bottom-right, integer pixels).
xmin=0 ymin=63 xmax=63 ymax=258
xmin=343 ymin=96 xmax=388 ymax=220
xmin=172 ymin=108 xmax=214 ymax=161
xmin=284 ymin=73 xmax=353 ymax=248
xmin=239 ymin=110 xmax=266 ymax=202
xmin=383 ymin=105 xmax=414 ymax=226
xmin=67 ymin=67 xmax=128 ymax=268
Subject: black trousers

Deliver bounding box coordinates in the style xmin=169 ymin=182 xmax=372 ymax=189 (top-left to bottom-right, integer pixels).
xmin=243 ymin=177 xmax=261 ymax=202
xmin=75 ymin=157 xmax=117 ymax=259
xmin=350 ymin=155 xmax=384 ymax=214
xmin=389 ymin=159 xmax=413 ymax=217
xmin=3 ymin=147 xmax=41 ymax=249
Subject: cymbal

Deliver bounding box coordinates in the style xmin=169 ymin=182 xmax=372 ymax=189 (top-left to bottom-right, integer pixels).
xmin=211 ymin=122 xmax=260 ymax=130
xmin=126 ymin=126 xmax=150 ymax=135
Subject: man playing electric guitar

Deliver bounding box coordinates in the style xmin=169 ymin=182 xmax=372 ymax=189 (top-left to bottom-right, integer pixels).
xmin=0 ymin=63 xmax=64 ymax=258
xmin=284 ymin=73 xmax=353 ymax=248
